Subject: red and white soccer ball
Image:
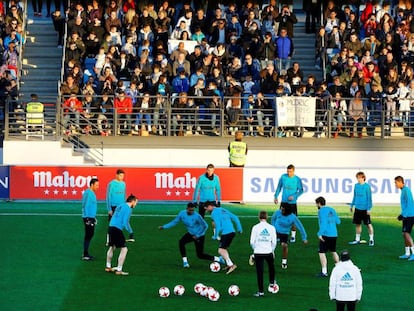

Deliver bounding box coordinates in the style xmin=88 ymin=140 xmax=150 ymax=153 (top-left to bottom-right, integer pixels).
xmin=208 ymin=290 xmax=220 ymax=301
xmin=200 ymin=286 xmax=210 ymax=297
xmin=194 ymin=283 xmax=205 ymax=294
xmin=159 ymin=286 xmax=170 ymax=298
xmin=173 ymin=285 xmax=185 ymax=296
xmin=268 ymin=283 xmax=280 ymax=294
xmin=228 ymin=284 xmax=240 ymax=296
xmin=210 ymin=262 xmax=221 ymax=272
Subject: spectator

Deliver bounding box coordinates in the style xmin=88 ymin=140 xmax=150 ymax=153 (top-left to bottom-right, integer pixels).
xmin=241 ymin=53 xmax=261 ymax=83
xmin=172 ymin=68 xmax=190 ymax=93
xmin=303 ymin=0 xmax=320 ymax=33
xmin=114 ymin=90 xmax=133 ymax=135
xmin=257 ymin=32 xmax=276 ymax=69
xmin=330 ymin=91 xmax=347 ymax=138
xmin=348 ymin=90 xmax=366 ymax=138
xmin=172 ymin=91 xmax=189 ymax=136
xmin=275 ymin=27 xmax=294 ymax=73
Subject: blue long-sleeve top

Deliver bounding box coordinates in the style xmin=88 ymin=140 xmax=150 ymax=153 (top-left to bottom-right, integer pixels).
xmin=274 ymin=174 xmax=303 ymax=204
xmin=82 ymin=188 xmax=97 ymax=218
xmin=193 ymin=173 xmax=221 ymax=202
xmin=106 ymin=179 xmax=126 ymax=212
xmin=317 ymin=206 xmax=341 ymax=237
xmin=400 ymin=186 xmax=414 ymax=217
xmin=211 ymin=207 xmax=242 ymax=239
xmin=162 ymin=210 xmax=208 ymax=238
xmin=351 ymin=182 xmax=373 ymax=211
xmin=271 ymin=209 xmax=307 ymax=240
xmin=110 ymin=203 xmax=133 ymax=234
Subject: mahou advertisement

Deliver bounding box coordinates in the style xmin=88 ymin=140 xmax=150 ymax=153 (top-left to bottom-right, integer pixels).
xmin=10 ymin=167 xmax=243 ymax=201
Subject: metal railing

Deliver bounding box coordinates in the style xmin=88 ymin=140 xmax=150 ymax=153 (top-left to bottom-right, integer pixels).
xmin=4 ymin=94 xmax=414 ymax=141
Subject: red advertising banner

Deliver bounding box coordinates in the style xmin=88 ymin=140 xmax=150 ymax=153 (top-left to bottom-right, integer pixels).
xmin=10 ymin=167 xmax=243 ymax=201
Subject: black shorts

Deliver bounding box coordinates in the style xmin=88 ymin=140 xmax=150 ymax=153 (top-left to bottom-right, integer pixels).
xmin=277 ymin=232 xmax=289 ymax=244
xmin=108 ymin=205 xmax=117 ymax=221
xmin=352 ymin=209 xmax=372 ymax=225
xmin=402 ymin=217 xmax=414 ymax=233
xmin=108 ymin=226 xmax=126 ymax=248
xmin=319 ymin=236 xmax=337 ymax=253
xmin=219 ymin=232 xmax=236 ymax=249
xmin=281 ymin=202 xmax=297 ymax=215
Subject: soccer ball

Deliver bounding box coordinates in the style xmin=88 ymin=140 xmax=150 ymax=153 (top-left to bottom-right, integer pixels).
xmin=194 ymin=283 xmax=205 ymax=294
xmin=268 ymin=283 xmax=280 ymax=294
xmin=200 ymin=286 xmax=210 ymax=297
xmin=228 ymin=284 xmax=240 ymax=296
xmin=174 ymin=285 xmax=185 ymax=296
xmin=210 ymin=261 xmax=221 ymax=272
xmin=207 ymin=287 xmax=216 ymax=298
xmin=208 ymin=290 xmax=220 ymax=301
xmin=159 ymin=286 xmax=170 ymax=297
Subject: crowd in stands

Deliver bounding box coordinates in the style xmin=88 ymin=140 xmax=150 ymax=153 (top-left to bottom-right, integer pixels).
xmin=56 ymin=0 xmax=414 ymax=138
xmin=0 ymin=1 xmax=26 ymax=120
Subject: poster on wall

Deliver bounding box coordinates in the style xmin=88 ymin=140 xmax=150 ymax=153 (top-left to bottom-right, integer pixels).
xmin=276 ymin=96 xmax=316 ymax=127
xmin=10 ymin=166 xmax=243 ymax=201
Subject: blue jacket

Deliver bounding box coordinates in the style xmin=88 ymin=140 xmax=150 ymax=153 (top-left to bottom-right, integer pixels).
xmin=275 ymin=35 xmax=294 ymax=59
xmin=106 ymin=179 xmax=126 ymax=212
xmin=271 ymin=209 xmax=307 ymax=240
xmin=400 ymin=186 xmax=414 ymax=217
xmin=318 ymin=206 xmax=340 ymax=237
xmin=351 ymin=183 xmax=372 ymax=211
xmin=172 ymin=76 xmax=190 ymax=93
xmin=211 ymin=207 xmax=242 ymax=239
xmin=274 ymin=174 xmax=304 ymax=204
xmin=110 ymin=203 xmax=133 ymax=233
xmin=82 ymin=188 xmax=97 ymax=218
xmin=162 ymin=210 xmax=208 ymax=238
xmin=193 ymin=173 xmax=221 ymax=202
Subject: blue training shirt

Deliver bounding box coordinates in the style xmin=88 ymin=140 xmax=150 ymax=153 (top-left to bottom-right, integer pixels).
xmin=317 ymin=206 xmax=341 ymax=237
xmin=274 ymin=174 xmax=303 ymax=204
xmin=162 ymin=210 xmax=208 ymax=238
xmin=351 ymin=182 xmax=372 ymax=211
xmin=400 ymin=186 xmax=414 ymax=217
xmin=193 ymin=173 xmax=221 ymax=202
xmin=271 ymin=209 xmax=307 ymax=240
xmin=211 ymin=207 xmax=242 ymax=239
xmin=82 ymin=188 xmax=97 ymax=218
xmin=106 ymin=179 xmax=126 ymax=212
xmin=110 ymin=203 xmax=133 ymax=234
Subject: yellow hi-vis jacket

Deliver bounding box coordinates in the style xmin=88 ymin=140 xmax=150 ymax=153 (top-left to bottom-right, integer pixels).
xmin=229 ymin=141 xmax=247 ymax=166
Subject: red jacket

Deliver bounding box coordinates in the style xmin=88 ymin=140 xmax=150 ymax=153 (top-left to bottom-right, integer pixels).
xmin=114 ymin=96 xmax=133 ymax=114
xmin=63 ymin=97 xmax=83 ymax=113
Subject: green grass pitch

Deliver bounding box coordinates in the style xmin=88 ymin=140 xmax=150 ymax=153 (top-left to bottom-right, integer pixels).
xmin=0 ymin=202 xmax=411 ymax=311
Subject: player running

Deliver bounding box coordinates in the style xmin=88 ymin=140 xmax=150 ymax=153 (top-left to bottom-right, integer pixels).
xmin=159 ymin=202 xmax=225 ymax=268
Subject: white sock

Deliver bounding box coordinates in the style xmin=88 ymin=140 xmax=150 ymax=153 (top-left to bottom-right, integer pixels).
xmin=411 ymin=246 xmax=414 ymax=254
xmin=369 ymin=234 xmax=374 ymax=241
xmin=291 ymin=231 xmax=296 ymax=238
xmin=226 ymin=258 xmax=234 ymax=266
xmin=322 ymin=266 xmax=327 ymax=274
xmin=282 ymin=259 xmax=287 ymax=264
xmin=117 ymin=266 xmax=122 ymax=272
xmin=106 ymin=262 xmax=111 ymax=268
xmin=214 ymin=256 xmax=220 ymax=262
xmin=183 ymin=257 xmax=188 ymax=263
xmin=405 ymin=247 xmax=410 ymax=256
xmin=355 ymin=234 xmax=361 ymax=241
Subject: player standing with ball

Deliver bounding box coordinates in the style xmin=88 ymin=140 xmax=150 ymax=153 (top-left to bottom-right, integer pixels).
xmin=250 ymin=211 xmax=277 ymax=297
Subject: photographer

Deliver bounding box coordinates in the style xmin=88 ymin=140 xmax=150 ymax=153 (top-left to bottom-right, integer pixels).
xmin=275 ymin=5 xmax=297 ymax=38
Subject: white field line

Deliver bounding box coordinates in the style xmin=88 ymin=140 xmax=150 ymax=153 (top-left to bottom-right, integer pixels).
xmin=0 ymin=213 xmax=396 ymax=219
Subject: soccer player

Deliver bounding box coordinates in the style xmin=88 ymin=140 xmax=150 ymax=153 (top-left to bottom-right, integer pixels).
xmin=273 ymin=164 xmax=304 ymax=243
xmin=205 ymin=201 xmax=242 ymax=274
xmin=349 ymin=171 xmax=375 ymax=246
xmin=329 ymin=250 xmax=363 ymax=311
xmin=106 ymin=169 xmax=127 ymax=244
xmin=81 ymin=178 xmax=99 ymax=260
xmin=105 ymin=194 xmax=138 ymax=276
xmin=271 ymin=206 xmax=308 ymax=269
xmin=250 ymin=211 xmax=277 ymax=297
xmin=316 ymin=196 xmax=340 ymax=277
xmin=394 ymin=176 xmax=414 ymax=260
xmin=158 ymin=202 xmax=225 ymax=268
xmin=193 ymin=164 xmax=221 ymax=219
